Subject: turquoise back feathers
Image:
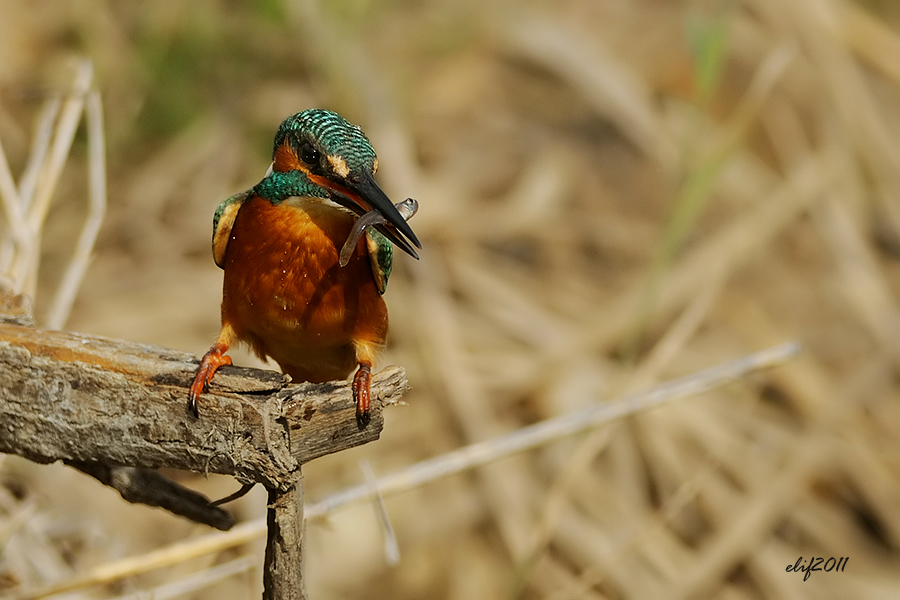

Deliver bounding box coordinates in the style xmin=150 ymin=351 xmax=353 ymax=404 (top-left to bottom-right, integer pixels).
xmin=365 ymin=228 xmax=393 ymax=294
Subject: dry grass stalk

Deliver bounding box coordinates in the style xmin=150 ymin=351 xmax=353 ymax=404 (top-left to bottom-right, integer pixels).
xmin=106 ymin=556 xmax=256 ymax=600
xmin=45 ymin=89 xmax=107 ymax=330
xmin=0 ymin=59 xmax=106 ymax=330
xmin=17 ymin=60 xmax=93 ymax=300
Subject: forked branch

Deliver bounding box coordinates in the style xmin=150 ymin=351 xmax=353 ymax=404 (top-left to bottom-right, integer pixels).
xmin=0 ymin=319 xmax=408 ymax=495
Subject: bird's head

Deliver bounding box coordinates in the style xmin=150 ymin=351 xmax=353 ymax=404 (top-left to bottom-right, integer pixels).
xmin=270 ymin=109 xmax=421 ymax=258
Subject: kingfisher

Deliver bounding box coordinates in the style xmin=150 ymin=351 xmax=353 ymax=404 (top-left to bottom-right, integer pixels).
xmin=189 ymin=109 xmax=421 ymax=427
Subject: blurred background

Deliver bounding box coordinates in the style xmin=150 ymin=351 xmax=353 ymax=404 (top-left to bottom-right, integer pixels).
xmin=2 ymin=0 xmax=900 ymax=598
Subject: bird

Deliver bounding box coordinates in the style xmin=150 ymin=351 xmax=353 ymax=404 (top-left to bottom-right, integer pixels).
xmin=188 ymin=109 xmax=421 ymax=427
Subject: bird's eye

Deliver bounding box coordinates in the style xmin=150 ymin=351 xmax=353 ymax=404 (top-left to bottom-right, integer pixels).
xmin=300 ymin=143 xmax=320 ymax=165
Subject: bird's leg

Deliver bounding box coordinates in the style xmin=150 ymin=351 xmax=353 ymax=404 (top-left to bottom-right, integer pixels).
xmin=352 ymin=360 xmax=373 ymax=428
xmin=188 ymin=325 xmax=235 ymax=417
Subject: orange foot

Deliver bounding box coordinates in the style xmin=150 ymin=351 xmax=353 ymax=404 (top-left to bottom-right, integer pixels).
xmin=352 ymin=361 xmax=372 ymax=428
xmin=188 ymin=344 xmax=232 ymax=417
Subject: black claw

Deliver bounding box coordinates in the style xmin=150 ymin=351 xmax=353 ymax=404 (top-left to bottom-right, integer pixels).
xmin=356 ymin=410 xmax=371 ymax=429
xmin=188 ymin=396 xmax=200 ymax=418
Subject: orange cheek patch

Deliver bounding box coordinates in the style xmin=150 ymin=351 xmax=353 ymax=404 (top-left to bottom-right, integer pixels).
xmin=271 ymin=141 xmax=374 ymax=215
xmin=273 ymin=140 xmax=304 ymax=172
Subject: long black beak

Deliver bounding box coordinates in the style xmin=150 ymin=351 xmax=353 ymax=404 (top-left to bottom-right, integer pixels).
xmin=330 ymin=171 xmax=422 ymax=259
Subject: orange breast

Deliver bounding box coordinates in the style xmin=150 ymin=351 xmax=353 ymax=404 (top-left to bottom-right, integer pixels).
xmin=221 ymin=195 xmax=387 ymax=382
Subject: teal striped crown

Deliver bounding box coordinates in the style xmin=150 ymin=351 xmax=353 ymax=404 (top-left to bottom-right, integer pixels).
xmin=273 ymin=109 xmax=377 ymax=177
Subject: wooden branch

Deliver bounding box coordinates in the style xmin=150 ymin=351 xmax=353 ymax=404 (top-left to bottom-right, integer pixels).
xmin=68 ymin=461 xmax=236 ymax=530
xmin=0 ymin=321 xmax=410 ymax=493
xmin=264 ymin=472 xmax=306 ymax=600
